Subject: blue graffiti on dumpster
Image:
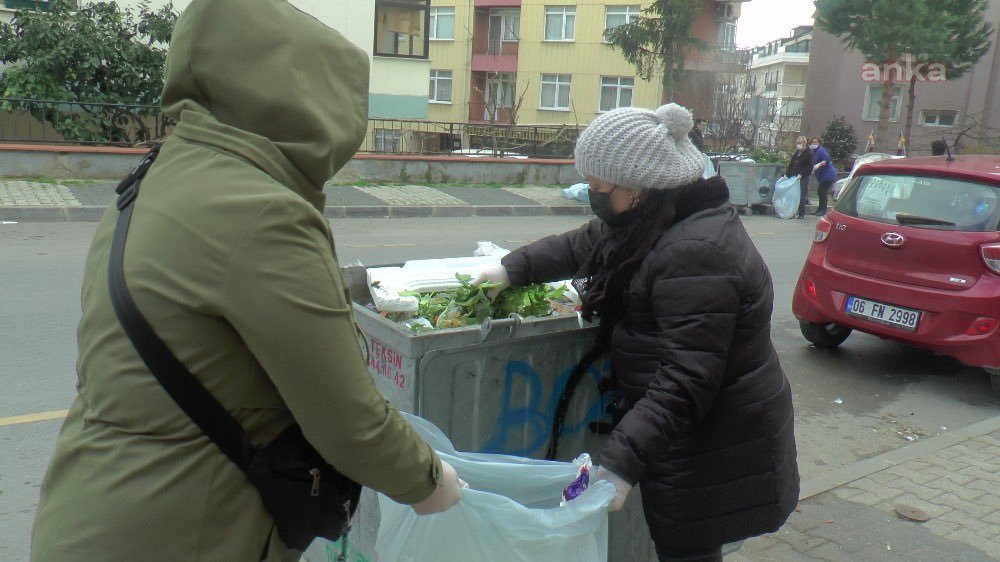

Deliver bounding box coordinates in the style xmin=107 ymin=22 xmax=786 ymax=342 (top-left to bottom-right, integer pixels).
xmin=481 ymin=359 xmax=609 ymax=457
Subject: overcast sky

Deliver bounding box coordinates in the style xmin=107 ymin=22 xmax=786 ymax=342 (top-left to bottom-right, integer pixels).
xmin=736 ymin=0 xmax=817 ymax=49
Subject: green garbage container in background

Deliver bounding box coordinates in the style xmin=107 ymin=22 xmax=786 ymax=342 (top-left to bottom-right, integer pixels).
xmin=301 ymin=267 xmax=658 ymax=562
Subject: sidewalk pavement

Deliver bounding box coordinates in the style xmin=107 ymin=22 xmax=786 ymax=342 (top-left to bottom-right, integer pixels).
xmin=0 ymin=179 xmax=828 ymax=222
xmin=732 ymin=415 xmax=1000 ymax=561
xmin=0 ymin=180 xmax=595 ymax=221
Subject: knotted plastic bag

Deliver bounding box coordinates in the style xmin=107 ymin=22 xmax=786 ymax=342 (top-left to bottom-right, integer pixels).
xmin=773 ymin=175 xmax=801 ymax=219
xmin=375 ymin=414 xmax=616 ymax=562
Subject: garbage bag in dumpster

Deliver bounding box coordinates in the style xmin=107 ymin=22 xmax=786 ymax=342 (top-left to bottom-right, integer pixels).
xmin=773 ymin=175 xmax=801 ymax=219
xmin=376 ymin=414 xmax=616 ymax=562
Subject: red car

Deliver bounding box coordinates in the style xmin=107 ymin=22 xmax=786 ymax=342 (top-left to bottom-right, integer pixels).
xmin=793 ymin=156 xmax=1000 ymax=398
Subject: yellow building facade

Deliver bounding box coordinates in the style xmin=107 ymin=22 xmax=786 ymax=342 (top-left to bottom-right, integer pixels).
xmin=426 ymin=0 xmax=746 ymax=126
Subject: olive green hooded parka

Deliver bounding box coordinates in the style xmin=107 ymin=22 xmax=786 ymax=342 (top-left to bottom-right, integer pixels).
xmin=31 ymin=1 xmax=441 ymax=560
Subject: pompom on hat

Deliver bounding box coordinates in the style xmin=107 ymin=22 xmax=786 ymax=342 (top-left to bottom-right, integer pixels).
xmin=574 ymin=103 xmax=706 ymax=190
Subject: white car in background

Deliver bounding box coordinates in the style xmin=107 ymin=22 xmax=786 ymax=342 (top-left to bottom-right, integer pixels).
xmin=831 ymin=153 xmax=906 ymax=201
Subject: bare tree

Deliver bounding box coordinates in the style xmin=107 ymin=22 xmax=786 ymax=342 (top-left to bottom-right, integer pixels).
xmin=760 ymin=98 xmax=804 ymax=151
xmin=470 ymin=76 xmax=581 ymax=158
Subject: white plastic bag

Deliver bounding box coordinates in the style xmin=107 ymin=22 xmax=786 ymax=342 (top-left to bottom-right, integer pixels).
xmin=702 ymin=154 xmax=716 ymax=179
xmin=563 ymin=183 xmax=590 ymax=204
xmin=773 ymin=176 xmax=801 ymax=219
xmin=473 ymin=241 xmax=511 ymax=257
xmin=376 ymin=414 xmax=616 ymax=562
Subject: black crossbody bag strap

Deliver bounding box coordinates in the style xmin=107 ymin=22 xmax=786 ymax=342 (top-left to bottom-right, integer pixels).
xmin=107 ymin=147 xmax=255 ymax=473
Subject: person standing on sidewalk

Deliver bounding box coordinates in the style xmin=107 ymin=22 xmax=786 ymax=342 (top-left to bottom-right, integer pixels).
xmin=785 ymin=135 xmax=814 ymax=219
xmin=31 ymin=2 xmax=462 ymax=561
xmin=689 ymin=118 xmax=707 ymax=152
xmin=810 ymin=137 xmax=838 ymax=215
xmin=477 ymin=103 xmax=799 ymax=562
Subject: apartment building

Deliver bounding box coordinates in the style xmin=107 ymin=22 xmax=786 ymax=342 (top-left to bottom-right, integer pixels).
xmin=425 ymin=0 xmax=750 ymax=126
xmin=802 ymin=1 xmax=1000 ymax=156
xmin=748 ymin=25 xmax=811 ymax=149
xmin=17 ymin=0 xmax=431 ymax=120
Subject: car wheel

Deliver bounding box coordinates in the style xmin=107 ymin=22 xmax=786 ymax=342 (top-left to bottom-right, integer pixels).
xmin=984 ymin=368 xmax=1000 ymax=400
xmin=800 ymin=321 xmax=852 ymax=348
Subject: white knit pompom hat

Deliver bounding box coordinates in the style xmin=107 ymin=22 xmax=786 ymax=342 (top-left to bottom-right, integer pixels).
xmin=574 ymin=103 xmax=706 ymax=190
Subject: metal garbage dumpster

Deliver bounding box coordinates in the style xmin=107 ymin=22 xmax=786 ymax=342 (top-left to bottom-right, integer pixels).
xmin=719 ymin=162 xmax=785 ymax=215
xmin=301 ymin=266 xmax=658 ymax=562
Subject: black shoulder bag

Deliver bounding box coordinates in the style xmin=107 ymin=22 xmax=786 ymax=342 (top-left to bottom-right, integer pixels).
xmin=107 ymin=147 xmax=361 ymax=551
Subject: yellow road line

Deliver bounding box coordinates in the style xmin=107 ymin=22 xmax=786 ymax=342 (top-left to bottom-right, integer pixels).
xmin=0 ymin=410 xmax=69 ymax=427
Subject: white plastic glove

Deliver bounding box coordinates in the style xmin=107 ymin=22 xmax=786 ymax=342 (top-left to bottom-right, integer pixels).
xmin=473 ymin=265 xmax=511 ymax=298
xmin=595 ymin=468 xmax=632 ymax=513
xmin=412 ymin=461 xmax=467 ymax=515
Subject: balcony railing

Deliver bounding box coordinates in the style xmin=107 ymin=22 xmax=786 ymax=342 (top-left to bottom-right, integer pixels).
xmin=363 ymin=119 xmax=582 ymax=159
xmin=473 ymin=40 xmax=519 ymax=57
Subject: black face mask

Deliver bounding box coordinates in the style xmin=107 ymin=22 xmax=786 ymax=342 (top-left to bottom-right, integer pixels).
xmin=590 ymin=187 xmax=628 ymax=227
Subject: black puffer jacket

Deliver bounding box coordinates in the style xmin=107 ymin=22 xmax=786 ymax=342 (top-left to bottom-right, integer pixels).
xmin=502 ymin=182 xmax=799 ymax=554
xmin=786 ymin=148 xmax=814 ymax=179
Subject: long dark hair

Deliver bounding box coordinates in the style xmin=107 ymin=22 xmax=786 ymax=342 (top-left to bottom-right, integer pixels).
xmin=545 ymin=176 xmax=729 ymax=459
xmin=576 ymin=188 xmax=675 ymax=347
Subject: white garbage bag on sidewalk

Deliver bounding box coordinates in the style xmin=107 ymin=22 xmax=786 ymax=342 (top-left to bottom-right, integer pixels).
xmin=375 ymin=414 xmax=616 ymax=562
xmin=773 ymin=176 xmax=801 ymax=219
xmin=563 ymin=183 xmax=590 ymax=204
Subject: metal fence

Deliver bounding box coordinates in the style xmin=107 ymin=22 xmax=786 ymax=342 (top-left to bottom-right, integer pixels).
xmin=0 ymin=99 xmax=581 ymax=158
xmin=0 ymin=98 xmax=173 ymax=146
xmin=361 ymin=119 xmax=582 ymax=159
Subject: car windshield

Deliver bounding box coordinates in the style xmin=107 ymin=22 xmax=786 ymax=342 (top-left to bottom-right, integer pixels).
xmin=837 ymin=174 xmax=1000 ymax=232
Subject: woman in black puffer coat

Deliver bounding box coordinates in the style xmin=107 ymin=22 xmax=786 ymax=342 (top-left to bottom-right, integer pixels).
xmin=477 ymin=104 xmax=799 ymax=562
xmin=786 ymin=135 xmax=815 ymax=219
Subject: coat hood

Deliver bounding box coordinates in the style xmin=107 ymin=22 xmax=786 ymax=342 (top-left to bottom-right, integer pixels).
xmin=160 ymin=0 xmax=370 ymax=190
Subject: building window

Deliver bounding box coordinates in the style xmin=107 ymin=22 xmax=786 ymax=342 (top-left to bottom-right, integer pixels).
xmin=490 ymin=9 xmax=520 ymax=41
xmin=922 ymin=110 xmax=958 ymax=127
xmin=482 ymin=72 xmax=517 ymax=121
xmin=430 ymin=7 xmax=455 ymax=40
xmin=786 ymin=39 xmax=811 ymax=53
xmin=780 ymin=100 xmax=804 ymax=117
xmin=544 ymin=6 xmax=576 ymax=41
xmin=374 ymin=128 xmax=402 ymax=153
xmin=605 ymin=5 xmax=640 ymax=33
xmin=718 ymin=21 xmax=736 ymax=51
xmin=540 ymin=73 xmax=572 ymax=110
xmin=863 ymin=84 xmax=903 ymax=122
xmin=429 ymin=70 xmax=453 ymax=103
xmin=599 ymin=76 xmax=634 ymax=111
xmin=487 ymin=8 xmax=520 ymax=54
xmin=375 ymin=0 xmax=430 ymax=58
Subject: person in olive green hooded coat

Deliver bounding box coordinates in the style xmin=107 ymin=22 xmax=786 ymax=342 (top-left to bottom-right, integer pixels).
xmin=31 ymin=1 xmax=457 ymax=560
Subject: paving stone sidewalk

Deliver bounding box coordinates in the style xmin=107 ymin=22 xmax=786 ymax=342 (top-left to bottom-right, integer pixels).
xmin=0 ymin=181 xmax=593 ymax=221
xmin=732 ymin=423 xmax=1000 ymax=561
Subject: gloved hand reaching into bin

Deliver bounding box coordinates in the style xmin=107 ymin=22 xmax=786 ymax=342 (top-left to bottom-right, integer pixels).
xmin=412 ymin=460 xmax=468 ymax=515
xmin=473 ymin=265 xmax=511 ymax=298
xmin=595 ymin=468 xmax=632 ymax=513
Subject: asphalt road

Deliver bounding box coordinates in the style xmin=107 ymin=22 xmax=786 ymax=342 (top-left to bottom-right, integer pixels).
xmin=2 ymin=216 xmax=998 ymax=560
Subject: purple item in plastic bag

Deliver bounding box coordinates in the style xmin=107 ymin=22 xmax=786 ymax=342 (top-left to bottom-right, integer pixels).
xmin=561 ymin=453 xmax=593 ymax=505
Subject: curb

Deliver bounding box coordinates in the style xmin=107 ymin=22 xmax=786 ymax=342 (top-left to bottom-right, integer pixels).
xmin=797 ymin=414 xmax=1000 ymax=501
xmin=3 ymin=205 xmax=593 ymax=222
xmin=0 ymin=206 xmax=108 ymax=222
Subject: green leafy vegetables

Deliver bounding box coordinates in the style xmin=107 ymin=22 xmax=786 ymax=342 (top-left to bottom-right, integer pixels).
xmin=400 ymin=274 xmax=568 ymax=331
